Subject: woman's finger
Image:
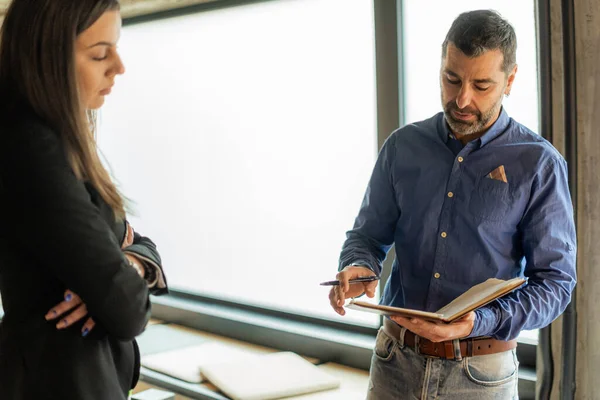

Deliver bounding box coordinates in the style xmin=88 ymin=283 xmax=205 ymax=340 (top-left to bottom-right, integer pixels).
xmin=122 ymin=222 xmax=134 ymax=248
xmin=56 ymin=303 xmax=88 ymax=329
xmin=81 ymin=317 xmax=96 ymax=337
xmin=45 ymin=290 xmax=82 ymax=320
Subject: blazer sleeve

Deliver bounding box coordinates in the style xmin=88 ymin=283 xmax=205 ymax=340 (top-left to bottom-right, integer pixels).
xmin=0 ymin=120 xmax=150 ymax=341
xmin=123 ymin=229 xmax=169 ymax=296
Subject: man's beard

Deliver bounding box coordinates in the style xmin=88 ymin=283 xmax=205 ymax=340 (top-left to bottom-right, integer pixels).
xmin=443 ymin=98 xmax=502 ymax=137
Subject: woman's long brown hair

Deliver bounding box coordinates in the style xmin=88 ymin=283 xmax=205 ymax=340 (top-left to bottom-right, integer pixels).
xmin=0 ymin=0 xmax=125 ymax=218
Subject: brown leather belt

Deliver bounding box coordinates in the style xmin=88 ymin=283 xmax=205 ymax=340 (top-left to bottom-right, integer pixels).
xmin=383 ymin=318 xmax=517 ymax=360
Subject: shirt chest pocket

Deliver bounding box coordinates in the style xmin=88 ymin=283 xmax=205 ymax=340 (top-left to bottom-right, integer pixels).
xmin=468 ymin=175 xmax=513 ymax=222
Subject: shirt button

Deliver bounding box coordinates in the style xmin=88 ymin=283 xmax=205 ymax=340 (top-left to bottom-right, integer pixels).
xmin=434 ymin=273 xmax=441 ymax=279
xmin=458 ymin=156 xmax=464 ymax=162
xmin=441 ymin=232 xmax=447 ymax=238
xmin=447 ymin=192 xmax=454 ymax=198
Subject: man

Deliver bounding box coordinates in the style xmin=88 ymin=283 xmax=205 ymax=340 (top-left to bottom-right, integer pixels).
xmin=329 ymin=10 xmax=576 ymax=399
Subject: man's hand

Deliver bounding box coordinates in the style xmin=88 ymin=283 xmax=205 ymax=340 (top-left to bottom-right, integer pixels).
xmin=391 ymin=312 xmax=476 ymax=342
xmin=45 ymin=290 xmax=96 ymax=337
xmin=329 ymin=265 xmax=377 ymax=316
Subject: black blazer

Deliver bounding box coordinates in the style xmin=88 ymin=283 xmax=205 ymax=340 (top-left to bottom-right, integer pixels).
xmin=0 ymin=107 xmax=168 ymax=399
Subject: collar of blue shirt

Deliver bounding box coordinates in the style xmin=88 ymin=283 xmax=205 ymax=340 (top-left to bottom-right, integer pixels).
xmin=437 ymin=107 xmax=511 ymax=148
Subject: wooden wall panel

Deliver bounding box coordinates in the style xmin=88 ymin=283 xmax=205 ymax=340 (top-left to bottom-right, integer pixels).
xmin=573 ymin=0 xmax=600 ymax=396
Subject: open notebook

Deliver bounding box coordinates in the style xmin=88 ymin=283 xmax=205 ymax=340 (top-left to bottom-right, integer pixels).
xmin=201 ymin=352 xmax=341 ymax=400
xmin=346 ymin=277 xmax=526 ymax=323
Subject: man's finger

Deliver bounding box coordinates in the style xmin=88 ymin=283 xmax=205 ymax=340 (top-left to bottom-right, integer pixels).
xmin=335 ymin=271 xmax=350 ymax=294
xmin=334 ymin=285 xmax=345 ymax=306
xmin=364 ymin=281 xmax=378 ymax=298
xmin=56 ymin=304 xmax=88 ymax=329
xmin=392 ymin=316 xmax=460 ymax=342
xmin=455 ymin=311 xmax=476 ymax=323
xmin=329 ymin=289 xmax=345 ymax=315
xmin=391 ymin=316 xmax=427 ymax=334
xmin=391 ymin=315 xmax=410 ymax=326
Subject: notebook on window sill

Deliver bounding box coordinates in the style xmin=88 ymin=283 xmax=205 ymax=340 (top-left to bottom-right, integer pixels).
xmin=141 ymin=341 xmax=259 ymax=383
xmin=201 ymin=351 xmax=341 ymax=400
xmin=346 ymin=277 xmax=526 ymax=323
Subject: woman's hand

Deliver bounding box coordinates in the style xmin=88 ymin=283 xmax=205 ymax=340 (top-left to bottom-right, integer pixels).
xmin=45 ymin=289 xmax=95 ymax=337
xmin=45 ymin=223 xmax=139 ymax=336
xmin=122 ymin=222 xmax=134 ymax=248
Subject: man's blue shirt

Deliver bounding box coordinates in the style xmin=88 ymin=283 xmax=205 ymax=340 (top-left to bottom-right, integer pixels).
xmin=339 ymin=109 xmax=577 ymax=340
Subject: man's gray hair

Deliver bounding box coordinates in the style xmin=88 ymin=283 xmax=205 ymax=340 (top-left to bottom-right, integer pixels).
xmin=442 ymin=10 xmax=517 ymax=73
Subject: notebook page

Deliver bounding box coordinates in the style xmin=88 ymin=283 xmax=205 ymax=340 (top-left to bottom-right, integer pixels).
xmin=436 ymin=277 xmax=525 ymax=320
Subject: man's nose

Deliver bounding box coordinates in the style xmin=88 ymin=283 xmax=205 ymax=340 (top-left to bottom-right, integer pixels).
xmin=455 ymin=86 xmax=472 ymax=110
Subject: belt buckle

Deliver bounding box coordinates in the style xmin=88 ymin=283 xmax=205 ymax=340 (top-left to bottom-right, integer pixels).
xmin=414 ymin=335 xmax=441 ymax=359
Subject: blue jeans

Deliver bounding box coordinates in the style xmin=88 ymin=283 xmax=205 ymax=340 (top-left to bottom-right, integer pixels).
xmin=367 ymin=327 xmax=519 ymax=399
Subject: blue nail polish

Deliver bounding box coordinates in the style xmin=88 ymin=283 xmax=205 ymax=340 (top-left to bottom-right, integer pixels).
xmin=65 ymin=294 xmax=72 ymax=301
xmin=82 ymin=328 xmax=89 ymax=337
xmin=52 ymin=310 xmax=57 ymax=315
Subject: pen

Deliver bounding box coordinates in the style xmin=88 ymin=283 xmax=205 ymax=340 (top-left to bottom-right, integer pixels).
xmin=319 ymin=276 xmax=380 ymax=286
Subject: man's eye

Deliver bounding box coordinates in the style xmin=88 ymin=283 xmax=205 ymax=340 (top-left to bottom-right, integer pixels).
xmin=475 ymin=86 xmax=490 ymax=91
xmin=92 ymin=55 xmax=108 ymax=61
xmin=446 ymin=77 xmax=460 ymax=85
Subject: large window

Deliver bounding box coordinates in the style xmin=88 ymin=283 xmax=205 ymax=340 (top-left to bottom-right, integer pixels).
xmin=98 ymin=0 xmax=543 ymax=340
xmin=98 ymin=0 xmax=379 ymax=326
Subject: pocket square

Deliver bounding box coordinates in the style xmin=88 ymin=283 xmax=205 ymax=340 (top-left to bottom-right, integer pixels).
xmin=488 ymin=165 xmax=508 ymax=183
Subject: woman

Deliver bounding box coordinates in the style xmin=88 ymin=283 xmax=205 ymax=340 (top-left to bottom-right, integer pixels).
xmin=0 ymin=0 xmax=168 ymax=398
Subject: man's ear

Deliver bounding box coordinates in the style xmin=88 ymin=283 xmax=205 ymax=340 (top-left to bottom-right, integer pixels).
xmin=505 ymin=64 xmax=518 ymax=95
